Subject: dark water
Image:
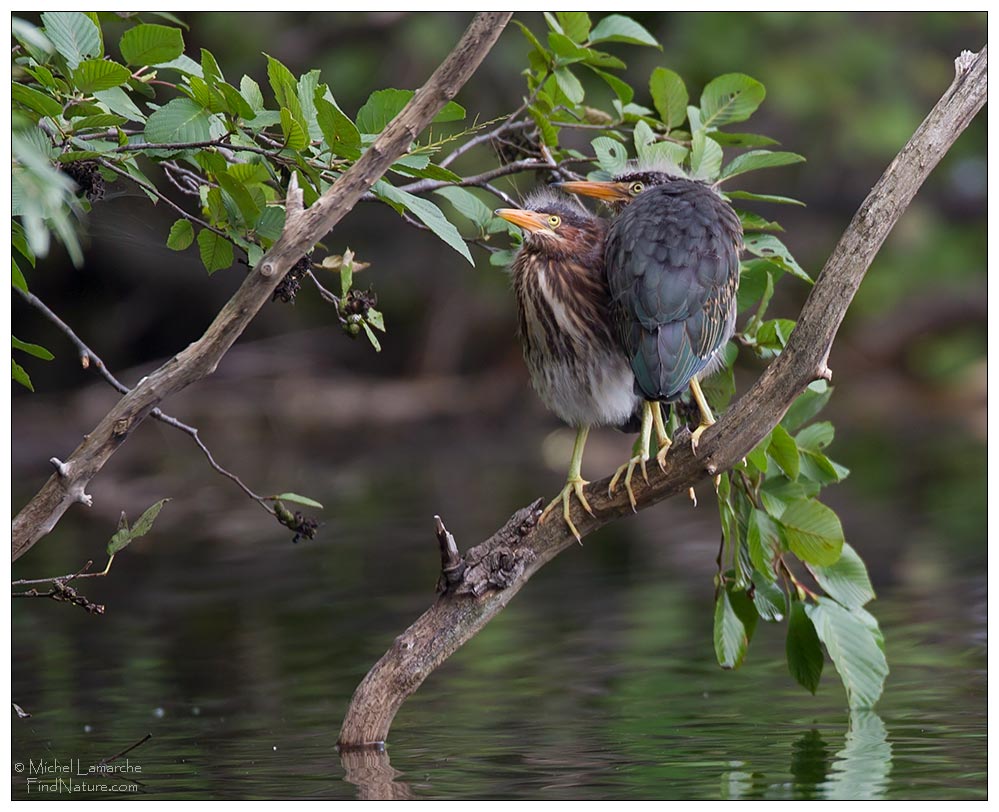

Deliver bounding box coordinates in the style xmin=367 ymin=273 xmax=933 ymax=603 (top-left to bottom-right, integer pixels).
xmin=11 ymin=414 xmax=986 ymax=800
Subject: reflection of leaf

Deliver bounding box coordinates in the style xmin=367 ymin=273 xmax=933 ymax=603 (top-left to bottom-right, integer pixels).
xmin=822 ymin=711 xmax=892 ymax=799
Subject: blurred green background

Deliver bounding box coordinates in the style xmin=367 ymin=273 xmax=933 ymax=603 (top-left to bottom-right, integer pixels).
xmin=12 ymin=12 xmax=986 ymax=800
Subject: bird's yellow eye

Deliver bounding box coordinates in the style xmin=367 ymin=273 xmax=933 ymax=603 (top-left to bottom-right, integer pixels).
xmin=629 ymin=181 xmax=645 ymax=196
xmin=547 ymin=215 xmax=561 ymax=228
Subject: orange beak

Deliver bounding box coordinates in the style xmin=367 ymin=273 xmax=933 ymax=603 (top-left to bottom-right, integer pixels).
xmin=494 ymin=208 xmax=550 ymax=233
xmin=555 ymin=180 xmax=631 ymax=203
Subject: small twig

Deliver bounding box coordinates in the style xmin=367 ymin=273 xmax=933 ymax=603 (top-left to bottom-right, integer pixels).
xmin=98 ymin=733 xmax=152 ymax=767
xmin=14 ymin=287 xmax=276 ymax=518
xmin=435 ymin=515 xmax=466 ymax=594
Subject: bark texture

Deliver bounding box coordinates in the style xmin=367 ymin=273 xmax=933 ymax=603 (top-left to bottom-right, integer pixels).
xmin=337 ymin=46 xmax=987 ymax=749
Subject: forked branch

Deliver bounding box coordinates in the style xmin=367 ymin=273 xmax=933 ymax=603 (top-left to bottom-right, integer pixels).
xmin=12 ymin=12 xmax=514 ymax=562
xmin=337 ymin=46 xmax=987 ymax=749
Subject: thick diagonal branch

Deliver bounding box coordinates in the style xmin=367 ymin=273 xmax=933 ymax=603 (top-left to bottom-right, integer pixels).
xmin=12 ymin=12 xmax=514 ymax=561
xmin=337 ymin=46 xmax=987 ymax=749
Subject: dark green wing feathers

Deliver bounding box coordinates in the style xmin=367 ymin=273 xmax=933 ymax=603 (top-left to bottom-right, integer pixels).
xmin=605 ymin=180 xmax=742 ymax=401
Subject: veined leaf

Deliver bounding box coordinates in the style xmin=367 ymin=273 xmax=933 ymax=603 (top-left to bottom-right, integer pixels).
xmin=72 ymin=59 xmax=131 ymax=93
xmin=197 ymin=228 xmax=233 ymax=274
xmin=787 ymin=600 xmax=823 ymax=694
xmin=374 ymin=182 xmax=472 ymax=265
xmin=119 ymin=23 xmax=184 ymax=66
xmin=700 ymin=73 xmax=766 ymax=128
xmin=12 ymin=336 xmax=54 ymax=361
xmin=649 ymin=67 xmax=688 ymax=130
xmin=806 ymin=599 xmax=888 ymax=709
xmin=166 ymin=219 xmax=194 ymax=250
xmin=768 ymin=423 xmax=800 ymax=480
xmin=720 ymin=150 xmax=805 ymax=181
xmin=809 ymin=542 xmax=876 ymax=609
xmin=41 ymin=11 xmax=101 ymax=69
xmin=714 ymin=589 xmax=749 ymax=669
xmin=144 ymin=97 xmax=212 ymax=144
xmin=589 ymin=14 xmax=659 ymax=47
xmin=778 ymin=499 xmax=844 ymax=566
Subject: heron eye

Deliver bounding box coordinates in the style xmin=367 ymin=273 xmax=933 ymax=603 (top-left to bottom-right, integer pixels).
xmin=630 ymin=181 xmax=645 ymax=196
xmin=547 ymin=215 xmax=561 ymax=228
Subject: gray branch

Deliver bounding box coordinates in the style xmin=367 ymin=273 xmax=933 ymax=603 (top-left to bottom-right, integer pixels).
xmin=336 ymin=46 xmax=987 ymax=749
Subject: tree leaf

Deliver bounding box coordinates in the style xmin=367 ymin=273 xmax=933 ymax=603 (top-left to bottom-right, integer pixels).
xmin=787 ymin=600 xmax=823 ymax=694
xmin=591 ymin=136 xmax=629 ymax=175
xmin=768 ymin=424 xmax=800 ymax=480
xmin=809 ymin=542 xmax=876 ymax=609
xmin=12 ymin=336 xmax=54 ymax=361
xmin=434 ymin=186 xmax=494 ymax=229
xmin=727 ymin=190 xmax=806 ymax=207
xmin=556 ymin=11 xmax=591 ymax=43
xmin=94 ymin=87 xmax=148 ymax=122
xmin=649 ymin=67 xmax=688 ymax=130
xmin=273 ymin=492 xmax=324 ymax=509
xmin=315 ymin=87 xmax=361 ymax=158
xmin=751 ymin=575 xmax=786 ymax=622
xmin=197 ymin=229 xmax=233 ymax=274
xmin=12 ymin=83 xmax=64 ymax=119
xmin=41 ymin=11 xmax=101 ymax=69
xmin=747 ymin=508 xmax=782 ymax=579
xmin=107 ymin=498 xmax=170 ymax=555
xmin=119 ymin=23 xmax=184 ymax=66
xmin=71 ymin=59 xmax=131 ymax=93
xmin=778 ymin=499 xmax=844 ymax=566
xmin=279 ymin=107 xmax=309 ymax=150
xmin=714 ymin=589 xmax=749 ymax=669
xmin=12 ymin=360 xmax=34 ymax=391
xmin=744 ymin=234 xmax=811 ymax=283
xmin=700 ymin=73 xmax=766 ymax=128
xmin=806 ymin=599 xmax=888 ymax=709
xmin=720 ymin=150 xmax=806 ymax=181
xmin=554 ymin=67 xmax=585 ymax=104
xmin=690 ymin=129 xmax=723 ymax=180
xmin=589 ymin=14 xmax=659 ymax=47
xmin=166 ymin=219 xmax=194 ymax=250
xmin=796 ymin=421 xmax=834 ymax=452
xmin=782 ymin=380 xmax=833 ymax=431
xmin=374 ymin=182 xmax=472 ymax=265
xmin=144 ymin=97 xmax=212 ymax=144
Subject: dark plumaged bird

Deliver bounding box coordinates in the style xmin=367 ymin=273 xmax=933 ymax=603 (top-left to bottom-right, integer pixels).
xmin=495 ymin=191 xmax=641 ymax=539
xmin=559 ymin=168 xmax=743 ymax=506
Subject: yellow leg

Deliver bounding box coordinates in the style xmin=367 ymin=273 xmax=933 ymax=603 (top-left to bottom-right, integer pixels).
xmin=541 ymin=425 xmax=594 ymax=542
xmin=609 ymin=402 xmax=653 ymax=512
xmin=652 ymin=402 xmax=672 ymax=471
xmin=688 ymin=377 xmax=716 ymax=454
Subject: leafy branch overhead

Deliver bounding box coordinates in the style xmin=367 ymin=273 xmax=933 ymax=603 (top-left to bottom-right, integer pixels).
xmin=11 ymin=11 xmax=920 ymax=710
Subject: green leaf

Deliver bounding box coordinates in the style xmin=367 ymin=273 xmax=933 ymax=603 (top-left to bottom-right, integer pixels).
xmin=589 ymin=14 xmax=659 ymax=47
xmin=12 ymin=359 xmax=34 ymax=391
xmin=12 ymin=260 xmax=29 ymax=293
xmin=362 ymin=321 xmax=382 ymax=352
xmin=810 ymin=542 xmax=875 ymax=609
xmin=200 ymin=48 xmax=223 ymax=83
xmin=144 ymin=97 xmax=212 ymax=144
xmin=782 ymin=380 xmax=833 ymax=432
xmin=690 ymin=129 xmax=723 ymax=180
xmin=554 ymin=68 xmax=585 ymax=104
xmin=744 ymin=234 xmax=811 ymax=283
xmin=806 ymin=599 xmax=888 ymax=709
xmin=70 ymin=114 xmax=127 ymax=131
xmin=315 ymin=87 xmax=361 ymax=158
xmin=94 ymin=87 xmax=147 ymax=122
xmin=434 ymin=187 xmax=494 ymax=230
xmin=217 ymin=172 xmax=261 ymax=226
xmin=254 ymin=206 xmax=285 ymax=242
xmin=787 ymin=600 xmax=824 ymax=694
xmin=166 ymin=219 xmax=194 ymax=250
xmin=585 ymin=66 xmax=634 ymax=104
xmin=649 ymin=67 xmax=688 ymax=130
xmin=768 ymin=424 xmax=800 ymax=480
xmin=720 ymin=150 xmax=806 ymax=181
xmin=12 ymin=18 xmax=56 ymax=63
xmin=700 ymin=73 xmax=766 ymax=128
xmin=747 ymin=509 xmax=782 ymax=579
xmin=265 ymin=54 xmax=300 ymax=112
xmin=71 ymin=59 xmax=131 ymax=93
xmin=751 ymin=576 xmax=786 ymax=622
xmin=778 ymin=499 xmax=844 ymax=566
xmin=107 ymin=498 xmax=170 ymax=555
xmin=12 ymin=336 xmax=54 ymax=361
xmin=41 ymin=11 xmax=101 ymax=69
xmin=216 ymin=82 xmax=256 ymax=120
xmin=152 ymin=54 xmax=203 ymax=76
xmin=12 ymin=82 xmax=64 ymax=119
xmin=709 ymin=131 xmax=780 ymax=148
xmin=796 ymin=421 xmax=834 ymax=452
xmin=374 ymin=182 xmax=473 ymax=265
xmin=745 ymin=439 xmax=768 ymax=473
xmin=356 ymin=88 xmax=410 ymax=133
xmin=727 ymin=190 xmax=806 ymax=207
xmin=119 ymin=23 xmax=184 ymax=66
xmin=366 ymin=308 xmax=385 ymax=332
xmin=279 ymin=107 xmax=309 ymax=150
xmin=240 ymin=75 xmax=265 ymax=111
xmin=590 ymin=136 xmax=628 ymax=175
xmin=197 ymin=229 xmax=233 ymax=274
xmin=714 ymin=589 xmax=749 ymax=669
xmin=272 ymin=492 xmax=324 ymax=509
xmin=556 ymin=11 xmax=591 ymax=43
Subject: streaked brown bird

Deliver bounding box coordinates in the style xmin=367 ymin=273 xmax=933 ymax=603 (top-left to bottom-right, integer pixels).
xmin=495 ymin=192 xmax=641 ymax=540
xmin=559 ymin=168 xmax=743 ymax=508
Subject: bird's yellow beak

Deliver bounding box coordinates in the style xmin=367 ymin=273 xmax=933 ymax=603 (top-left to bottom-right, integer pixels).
xmin=494 ymin=208 xmax=550 ymax=233
xmin=555 ymin=180 xmax=631 ymax=203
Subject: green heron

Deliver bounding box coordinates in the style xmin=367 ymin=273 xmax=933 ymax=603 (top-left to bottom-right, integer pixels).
xmin=495 ymin=192 xmax=641 ymax=540
xmin=558 ymin=169 xmax=743 ymax=506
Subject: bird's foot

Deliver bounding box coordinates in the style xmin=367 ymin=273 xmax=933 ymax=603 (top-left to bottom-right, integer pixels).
xmin=690 ymin=419 xmax=715 ymax=455
xmin=655 ymin=435 xmax=672 ymax=472
xmin=608 ymin=452 xmax=649 ymax=513
xmin=541 ymin=476 xmax=594 ymax=542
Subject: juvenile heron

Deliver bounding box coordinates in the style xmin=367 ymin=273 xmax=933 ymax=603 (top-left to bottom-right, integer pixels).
xmin=559 ymin=169 xmax=743 ymax=506
xmin=495 ymin=192 xmax=641 ymax=540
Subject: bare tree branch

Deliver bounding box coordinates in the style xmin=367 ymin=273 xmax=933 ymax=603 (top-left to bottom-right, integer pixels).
xmin=336 ymin=46 xmax=987 ymax=749
xmin=12 ymin=11 xmax=514 ymax=562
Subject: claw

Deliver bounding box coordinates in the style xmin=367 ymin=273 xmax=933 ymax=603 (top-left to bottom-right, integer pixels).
xmin=544 ymin=476 xmax=592 ymax=542
xmin=688 ymin=486 xmax=698 ymax=507
xmin=609 ymin=453 xmax=646 ymax=512
xmin=655 ymin=435 xmax=672 ymax=471
xmin=690 ymin=422 xmax=712 ymax=455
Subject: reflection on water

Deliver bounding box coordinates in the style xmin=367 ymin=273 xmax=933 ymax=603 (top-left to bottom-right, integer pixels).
xmin=11 ymin=416 xmax=985 ymax=800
